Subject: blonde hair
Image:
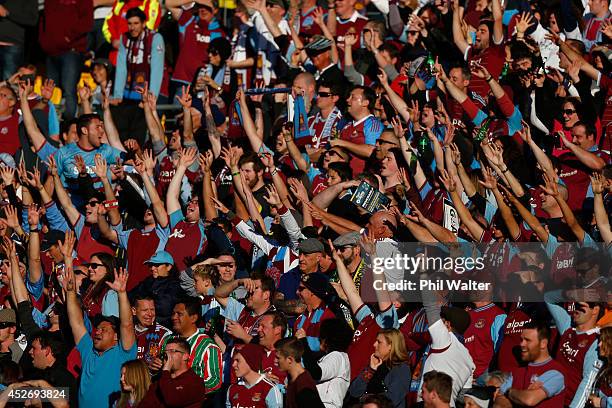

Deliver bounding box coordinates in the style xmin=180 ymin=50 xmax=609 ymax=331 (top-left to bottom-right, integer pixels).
xmin=193 ymin=264 xmax=218 ymax=286
xmin=595 ymin=327 xmax=612 ymax=395
xmin=378 ymin=329 xmax=409 ymax=366
xmin=117 ymin=359 xmax=151 ymax=408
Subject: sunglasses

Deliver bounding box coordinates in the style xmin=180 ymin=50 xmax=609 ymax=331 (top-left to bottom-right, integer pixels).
xmin=0 ymin=322 xmax=13 ymax=329
xmin=562 ymin=109 xmax=576 ymax=115
xmin=326 ymin=150 xmax=342 ymax=158
xmin=88 ymin=263 xmax=104 ymax=269
xmin=318 ymin=92 xmax=335 ymax=98
xmin=86 ymin=200 xmax=100 ymax=207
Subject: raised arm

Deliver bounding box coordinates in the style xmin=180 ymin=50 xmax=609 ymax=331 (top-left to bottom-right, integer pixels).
xmin=378 ymin=69 xmax=411 ymax=122
xmin=451 ymin=0 xmax=469 ymax=55
xmin=479 ymin=167 xmax=520 ymax=239
xmin=330 ymin=239 xmax=365 ymax=313
xmin=198 ymin=151 xmax=217 ymax=221
xmin=541 ymin=174 xmax=587 ymax=243
xmin=283 ymin=126 xmax=309 ymax=172
xmin=138 ymin=150 xmax=169 ymax=228
xmin=490 ymin=0 xmax=503 ymax=44
xmin=142 ymin=90 xmax=165 ymax=150
xmin=48 ymin=156 xmax=80 ymax=226
xmin=2 ymin=237 xmax=27 ymax=304
xmin=19 ymin=81 xmax=48 ymax=152
xmin=107 ymin=268 xmax=136 ymax=350
xmin=246 ymin=0 xmax=283 ymax=37
xmin=93 ymin=154 xmax=121 ymax=226
xmin=166 ymin=147 xmax=198 ymax=215
xmin=25 ymin=205 xmax=43 ymax=287
xmin=501 ymin=185 xmax=549 ymax=243
xmin=201 ymin=88 xmax=222 ymax=158
xmin=591 ymin=173 xmax=611 ymax=245
xmin=559 ymin=132 xmax=606 ymax=170
xmin=440 ymin=170 xmax=484 ymax=240
xmin=176 ymin=86 xmax=194 ymax=143
xmin=61 ymin=230 xmax=87 ymax=344
xmin=518 ymin=122 xmax=556 ymax=180
xmin=101 ymin=91 xmax=127 ymax=153
xmin=237 ymin=89 xmax=265 ymax=153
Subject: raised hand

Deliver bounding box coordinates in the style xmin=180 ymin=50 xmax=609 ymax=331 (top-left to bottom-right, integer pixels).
xmin=198 ymin=150 xmax=213 ymax=173
xmin=176 ymin=85 xmax=193 ymax=109
xmin=107 ymin=267 xmax=129 ymax=293
xmin=539 ymin=173 xmax=559 ymax=197
xmin=590 ymin=172 xmax=605 ymax=195
xmin=46 ymin=155 xmax=58 ymax=177
xmin=0 ymin=164 xmax=14 ymax=187
xmin=41 ymin=79 xmax=55 ymax=101
xmin=287 ymin=177 xmax=309 ymax=203
xmin=93 ymin=154 xmax=108 ymax=179
xmin=211 ymin=196 xmax=230 ymax=214
xmin=478 ymin=166 xmax=498 ymax=190
xmin=59 ymin=229 xmax=76 ymax=259
xmin=142 ymin=149 xmax=156 ymax=176
xmin=229 ymin=146 xmax=242 ymax=168
xmin=263 ymin=184 xmax=282 ymax=207
xmin=470 ymin=61 xmax=490 ymax=79
xmin=27 ymin=204 xmax=41 ymax=227
xmin=220 ymin=147 xmax=232 ymax=168
xmin=518 ymin=121 xmax=532 ymax=144
xmin=567 ymin=59 xmax=582 ymax=83
xmin=78 ymin=85 xmax=92 ymax=103
xmin=74 ymin=155 xmax=87 ymax=176
xmin=4 ymin=205 xmax=19 ymax=229
xmin=178 ymin=147 xmax=198 ymax=168
xmin=390 ymin=116 xmax=404 ymax=139
xmin=405 ymin=202 xmax=426 ymax=224
xmin=133 ymin=157 xmax=146 ymax=175
xmin=377 ymin=67 xmax=389 ymax=85
xmin=408 ymin=100 xmax=420 ymax=125
xmin=1 ymin=236 xmax=15 ymax=259
xmin=448 ymin=143 xmax=462 ymax=165
xmin=18 ymin=79 xmax=33 ymax=101
xmin=249 ymin=80 xmax=265 ymax=103
xmin=439 ymin=169 xmax=456 ymax=192
xmin=259 ymin=152 xmax=275 ymax=169
xmin=344 ymin=32 xmax=358 ymax=47
xmin=515 ymin=12 xmax=534 ymax=35
xmin=312 ymin=7 xmax=325 ymax=26
xmin=360 ymin=228 xmax=377 ymax=256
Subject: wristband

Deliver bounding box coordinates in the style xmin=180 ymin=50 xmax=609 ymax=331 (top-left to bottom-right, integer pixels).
xmin=501 ymin=167 xmax=509 ymax=173
xmin=29 ymin=228 xmax=39 ymax=233
xmin=270 ymin=168 xmax=278 ymax=176
xmin=232 ymin=171 xmax=240 ymax=177
xmin=485 ymin=76 xmax=493 ymax=82
xmin=104 ymin=199 xmax=119 ymax=209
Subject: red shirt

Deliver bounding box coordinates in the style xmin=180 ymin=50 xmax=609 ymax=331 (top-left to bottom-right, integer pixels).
xmin=511 ymin=357 xmax=566 ymax=408
xmin=123 ymin=227 xmax=161 ymax=291
xmin=466 ymin=44 xmax=505 ymax=102
xmin=335 ymin=11 xmax=368 ymax=49
xmin=497 ymin=307 xmax=532 ymax=372
xmin=299 ymin=6 xmax=323 ymax=38
xmin=556 ymin=327 xmax=598 ymax=406
xmin=463 ymin=303 xmax=505 ymax=378
xmin=558 ymin=148 xmax=611 ymax=211
xmin=0 ymin=111 xmax=20 ymax=155
xmin=227 ymin=376 xmax=278 ymax=408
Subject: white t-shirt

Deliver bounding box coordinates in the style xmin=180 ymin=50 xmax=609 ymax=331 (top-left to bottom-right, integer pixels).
xmin=316 ymin=351 xmax=351 ymax=408
xmin=422 ymin=319 xmax=475 ymax=407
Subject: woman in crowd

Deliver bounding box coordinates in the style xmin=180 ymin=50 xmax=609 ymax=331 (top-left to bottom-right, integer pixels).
xmin=116 ymin=359 xmax=150 ymax=408
xmin=348 ymin=329 xmax=412 ymax=408
xmin=589 ymin=326 xmax=612 ymax=408
xmin=81 ymin=252 xmax=118 ymax=319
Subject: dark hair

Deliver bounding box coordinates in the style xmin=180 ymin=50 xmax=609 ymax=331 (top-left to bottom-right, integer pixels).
xmin=523 ymin=320 xmax=551 ymax=342
xmin=31 ymin=332 xmax=64 ymax=359
xmin=0 ymin=360 xmax=21 ymax=385
xmin=572 ymin=121 xmax=597 ymax=139
xmin=262 ymin=311 xmax=288 ymax=337
xmin=175 ymin=297 xmax=202 ymax=318
xmin=274 ymin=337 xmax=304 ymax=360
xmin=166 ymin=337 xmax=191 ymax=354
xmin=327 ymin=162 xmax=353 ymax=182
xmin=423 ymin=371 xmax=453 ymax=403
xmin=83 ymin=252 xmax=116 ymax=307
xmin=379 ymin=43 xmax=399 ymax=60
xmin=77 ymin=114 xmax=101 ymax=137
xmin=359 ymin=394 xmax=394 ymax=408
xmin=449 ymin=64 xmax=471 ymax=80
xmin=317 ymin=80 xmax=342 ymax=97
xmin=60 ymin=118 xmax=78 ymax=138
xmin=238 ymin=152 xmax=265 ymax=173
xmin=352 ymin=85 xmax=377 ymax=111
xmin=251 ymin=273 xmax=276 ymax=301
xmin=319 ymin=318 xmax=353 ymax=352
xmin=126 ymin=7 xmax=147 ymax=22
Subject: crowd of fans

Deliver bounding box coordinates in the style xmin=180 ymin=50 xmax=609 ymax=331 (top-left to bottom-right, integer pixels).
xmin=0 ymin=0 xmax=608 ymax=406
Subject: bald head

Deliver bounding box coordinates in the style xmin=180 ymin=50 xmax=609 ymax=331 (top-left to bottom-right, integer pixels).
xmin=368 ymin=211 xmax=397 ymax=239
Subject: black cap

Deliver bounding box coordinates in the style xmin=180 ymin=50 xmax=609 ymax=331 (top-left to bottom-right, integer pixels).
xmin=301 ymin=272 xmax=331 ymax=299
xmin=41 ymin=230 xmax=65 ymax=252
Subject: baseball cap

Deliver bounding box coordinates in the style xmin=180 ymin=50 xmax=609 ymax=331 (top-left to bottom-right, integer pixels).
xmin=144 ymin=250 xmax=175 ymax=265
xmin=300 ymin=272 xmax=331 ymax=299
xmin=92 ymin=58 xmax=112 ymax=71
xmin=266 ymin=0 xmax=286 ymax=9
xmin=41 ymin=230 xmax=65 ymax=252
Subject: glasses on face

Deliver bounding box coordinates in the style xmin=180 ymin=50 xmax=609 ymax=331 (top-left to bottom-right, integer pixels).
xmin=165 ymin=348 xmax=186 ymax=355
xmin=326 ymin=150 xmax=342 ymax=158
xmin=562 ymin=109 xmax=576 ymax=115
xmin=87 ymin=200 xmax=100 ymax=207
xmin=318 ymin=92 xmax=334 ymax=98
xmin=88 ymin=263 xmax=104 ymax=270
xmin=0 ymin=322 xmax=14 ymax=329
xmin=376 ymin=139 xmax=397 ymax=146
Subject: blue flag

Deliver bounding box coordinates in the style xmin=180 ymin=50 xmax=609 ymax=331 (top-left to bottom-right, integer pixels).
xmin=293 ymin=95 xmax=310 ymax=140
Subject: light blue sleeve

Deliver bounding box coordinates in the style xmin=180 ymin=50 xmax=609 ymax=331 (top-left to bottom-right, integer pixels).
xmin=36 ymin=142 xmax=57 ymax=165
xmin=472 ymin=109 xmax=488 ymax=127
xmin=600 ymin=395 xmax=612 ymax=408
xmin=581 ymin=233 xmax=598 ymax=249
xmin=47 ymin=102 xmax=59 ymax=137
xmin=31 ymin=308 xmax=48 ymax=329
xmin=26 ymin=271 xmax=44 ymax=301
xmin=169 ymin=209 xmax=185 ymax=230
xmin=544 ymin=233 xmax=558 ymax=259
xmin=507 ymin=107 xmax=523 ymax=135
xmin=265 ymin=385 xmax=283 ymax=408
xmin=544 ymin=290 xmax=571 ymax=335
xmin=116 ymin=227 xmax=132 ymax=250
xmin=149 ymin=34 xmax=165 ymax=97
xmin=220 ymin=296 xmax=245 ymax=321
xmin=570 ymin=341 xmax=599 ymax=408
xmin=306 ymin=336 xmax=321 ymax=352
xmin=226 ymin=389 xmax=232 ymax=408
xmin=102 ymin=290 xmax=119 ymax=317
xmin=45 ymin=202 xmax=69 ymax=232
xmin=364 ymin=119 xmax=383 ymax=145
xmin=491 ymin=313 xmax=507 ymax=351
xmin=375 ymin=305 xmax=399 ymax=329
xmin=355 ymin=304 xmax=373 ymax=324
xmin=538 ymin=369 xmax=565 ymax=397
xmin=73 ymin=215 xmax=85 ymax=238
xmin=155 ymin=223 xmax=171 ymax=249
xmin=113 ymin=38 xmax=128 ymax=100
